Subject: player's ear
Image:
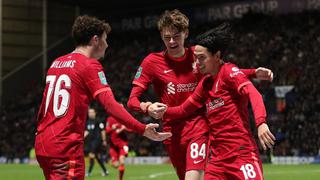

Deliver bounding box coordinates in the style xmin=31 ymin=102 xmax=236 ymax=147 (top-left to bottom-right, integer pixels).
xmin=215 ymin=51 xmax=221 ymax=59
xmin=184 ymin=30 xmax=189 ymax=39
xmin=90 ymin=35 xmax=99 ymax=45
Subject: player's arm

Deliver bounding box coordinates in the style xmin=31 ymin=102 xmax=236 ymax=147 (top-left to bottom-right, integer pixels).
xmin=128 ymin=57 xmax=167 ymax=118
xmin=241 ymin=67 xmax=273 ymax=81
xmin=101 ymin=130 xmax=107 ymax=146
xmin=96 ymin=90 xmax=171 ymax=141
xmin=116 ymin=125 xmax=126 ymax=134
xmin=99 ymin=121 xmax=107 ymax=146
xmin=84 ymin=130 xmax=89 ymax=138
xmin=127 ymin=85 xmax=152 ymax=113
xmin=164 ymin=97 xmax=200 ymax=119
xmin=85 ymin=60 xmax=171 ymax=141
xmin=105 ymin=121 xmax=112 ymax=134
xmin=128 ymin=84 xmax=166 ymax=119
xmin=239 ymin=83 xmax=276 ymax=150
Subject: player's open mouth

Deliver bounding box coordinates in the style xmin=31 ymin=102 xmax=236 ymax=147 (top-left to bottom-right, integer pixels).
xmin=169 ymin=45 xmax=179 ymax=49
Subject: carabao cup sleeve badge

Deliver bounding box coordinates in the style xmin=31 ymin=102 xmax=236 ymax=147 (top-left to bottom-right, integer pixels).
xmin=98 ymin=71 xmax=108 ymax=85
xmin=134 ymin=66 xmax=143 ymax=79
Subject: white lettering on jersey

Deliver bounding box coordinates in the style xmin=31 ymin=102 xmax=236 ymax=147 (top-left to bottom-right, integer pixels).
xmin=206 ymin=98 xmax=224 ymax=111
xmin=167 ymin=82 xmax=175 ymax=94
xmin=50 ymin=60 xmax=76 ymax=69
xmin=167 ymin=82 xmax=198 ymax=94
xmin=229 ymin=67 xmax=244 ymax=77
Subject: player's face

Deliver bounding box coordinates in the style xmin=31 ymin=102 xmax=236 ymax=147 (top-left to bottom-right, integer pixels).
xmin=194 ymin=45 xmax=219 ymax=75
xmin=161 ymin=27 xmax=188 ymax=57
xmin=93 ymin=32 xmax=108 ymax=59
xmin=88 ymin=109 xmax=96 ymax=119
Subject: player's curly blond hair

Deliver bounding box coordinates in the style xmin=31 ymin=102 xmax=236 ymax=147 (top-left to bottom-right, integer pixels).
xmin=72 ymin=15 xmax=111 ymax=46
xmin=158 ymin=9 xmax=189 ymax=33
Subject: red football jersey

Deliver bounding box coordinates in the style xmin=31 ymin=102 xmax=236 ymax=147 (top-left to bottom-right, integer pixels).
xmin=105 ymin=116 xmax=129 ymax=147
xmin=190 ymin=63 xmax=259 ymax=161
xmin=35 ymin=53 xmax=111 ymax=158
xmin=132 ymin=48 xmax=209 ymax=144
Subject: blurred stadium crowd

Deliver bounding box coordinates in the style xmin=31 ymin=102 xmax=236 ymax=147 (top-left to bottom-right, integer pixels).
xmin=0 ymin=11 xmax=319 ymax=162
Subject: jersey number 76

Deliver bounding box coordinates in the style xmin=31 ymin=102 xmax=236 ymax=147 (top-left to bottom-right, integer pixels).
xmin=44 ymin=74 xmax=71 ymax=117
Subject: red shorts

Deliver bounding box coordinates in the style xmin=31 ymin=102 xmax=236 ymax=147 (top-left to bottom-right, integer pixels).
xmin=36 ymin=156 xmax=85 ymax=180
xmin=204 ymin=151 xmax=263 ymax=180
xmin=165 ymin=134 xmax=208 ymax=180
xmin=109 ymin=143 xmax=129 ymax=163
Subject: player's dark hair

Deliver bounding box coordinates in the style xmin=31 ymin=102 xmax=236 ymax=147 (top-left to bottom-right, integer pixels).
xmin=195 ymin=23 xmax=233 ymax=57
xmin=72 ymin=15 xmax=111 ymax=46
xmin=158 ymin=9 xmax=189 ymax=32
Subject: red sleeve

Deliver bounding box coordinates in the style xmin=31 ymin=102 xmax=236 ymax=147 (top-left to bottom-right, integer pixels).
xmin=164 ymin=97 xmax=200 ymax=119
xmin=105 ymin=126 xmax=112 ymax=134
xmin=96 ymin=90 xmax=146 ymax=135
xmin=82 ymin=60 xmax=111 ymax=98
xmin=127 ymin=85 xmax=146 ymax=113
xmin=240 ymin=68 xmax=256 ymax=79
xmin=224 ymin=65 xmax=251 ymax=94
xmin=239 ymin=83 xmax=267 ymax=128
xmin=191 ymin=75 xmax=212 ymax=103
xmin=132 ymin=55 xmax=154 ymax=90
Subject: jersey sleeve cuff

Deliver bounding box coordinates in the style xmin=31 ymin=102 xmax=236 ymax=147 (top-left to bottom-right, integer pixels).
xmin=137 ymin=123 xmax=146 ymax=135
xmin=188 ymin=97 xmax=203 ymax=108
xmin=256 ymin=118 xmax=266 ymax=128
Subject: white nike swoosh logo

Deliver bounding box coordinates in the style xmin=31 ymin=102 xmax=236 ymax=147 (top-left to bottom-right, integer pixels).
xmin=164 ymin=69 xmax=173 ymax=73
xmin=193 ymin=159 xmax=204 ymax=164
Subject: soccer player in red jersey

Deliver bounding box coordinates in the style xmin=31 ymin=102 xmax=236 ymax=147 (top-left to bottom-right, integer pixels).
xmin=34 ymin=15 xmax=171 ymax=180
xmin=127 ymin=9 xmax=273 ymax=180
xmin=163 ymin=23 xmax=276 ymax=180
xmin=106 ymin=114 xmax=130 ymax=180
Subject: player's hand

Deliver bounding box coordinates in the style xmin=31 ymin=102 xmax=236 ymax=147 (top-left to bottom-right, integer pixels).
xmin=140 ymin=101 xmax=152 ymax=113
xmin=147 ymin=102 xmax=167 ymax=119
xmin=111 ymin=124 xmax=117 ymax=130
xmin=258 ymin=123 xmax=276 ymax=150
xmin=255 ymin=67 xmax=273 ymax=82
xmin=143 ymin=123 xmax=172 ymax=141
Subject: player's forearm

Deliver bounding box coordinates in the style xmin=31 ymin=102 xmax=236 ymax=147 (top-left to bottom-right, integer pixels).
xmin=84 ymin=131 xmax=89 ymax=138
xmin=241 ymin=68 xmax=256 ymax=79
xmin=101 ymin=131 xmax=107 ymax=142
xmin=164 ymin=98 xmax=199 ymax=120
xmin=127 ymin=86 xmax=147 ymax=113
xmin=97 ymin=91 xmax=146 ymax=135
xmin=241 ymin=84 xmax=267 ymax=127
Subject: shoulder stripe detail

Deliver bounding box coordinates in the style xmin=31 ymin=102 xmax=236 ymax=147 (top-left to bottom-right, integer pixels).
xmin=93 ymin=87 xmax=111 ymax=98
xmin=237 ymin=81 xmax=252 ymax=93
xmin=133 ymin=81 xmax=147 ymax=89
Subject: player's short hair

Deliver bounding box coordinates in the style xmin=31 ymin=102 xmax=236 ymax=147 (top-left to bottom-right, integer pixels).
xmin=72 ymin=15 xmax=111 ymax=46
xmin=195 ymin=23 xmax=233 ymax=57
xmin=158 ymin=9 xmax=189 ymax=33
